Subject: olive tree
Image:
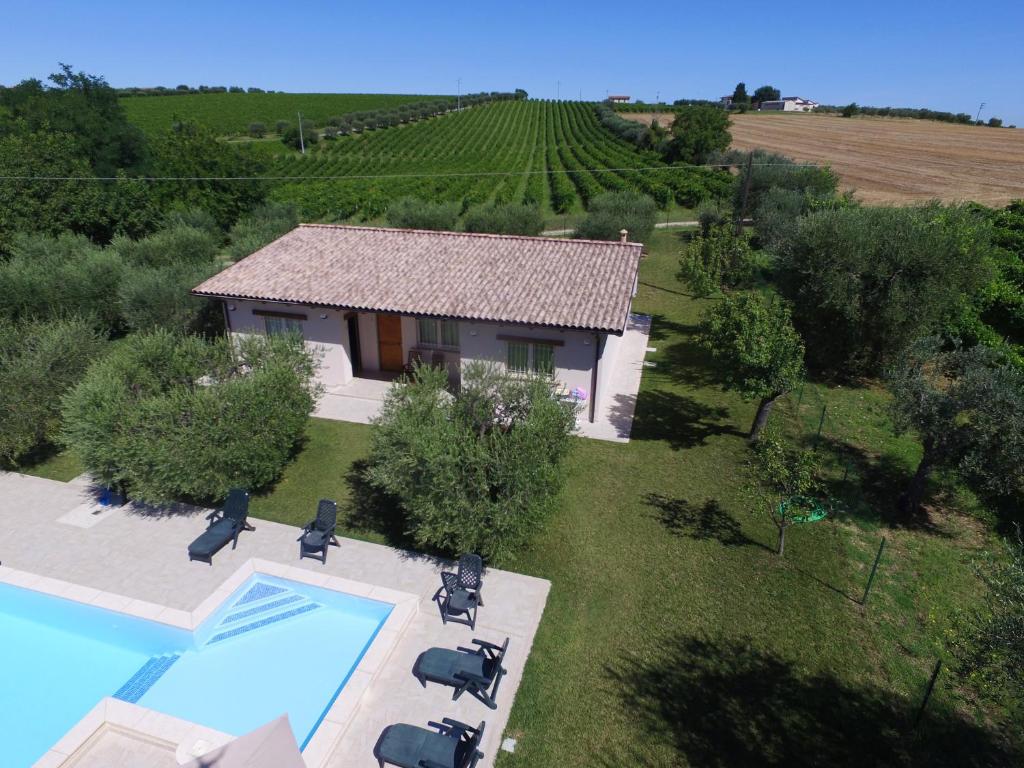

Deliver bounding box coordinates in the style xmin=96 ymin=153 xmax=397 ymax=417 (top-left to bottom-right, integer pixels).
xmin=61 ymin=331 xmax=320 ymax=503
xmin=575 ymin=191 xmax=657 ymax=243
xmin=678 ymin=225 xmax=763 ymax=297
xmin=887 ymin=338 xmax=1024 ymax=516
xmin=779 ymin=204 xmax=994 ymax=375
xmin=0 ymin=317 xmax=107 ymax=465
xmin=385 ymin=197 xmax=460 ymax=231
xmin=698 ymin=293 xmax=805 ymax=441
xmin=360 ymin=362 xmax=577 ymax=559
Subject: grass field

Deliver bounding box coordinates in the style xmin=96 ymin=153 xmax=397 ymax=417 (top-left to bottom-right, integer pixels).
xmin=622 ymin=111 xmax=1024 ymax=206
xmin=18 ymin=230 xmax=1019 ymax=764
xmin=126 ymin=230 xmax=1016 ymax=764
xmin=268 ymin=100 xmax=702 ymax=222
xmin=120 ymin=92 xmax=441 ymax=136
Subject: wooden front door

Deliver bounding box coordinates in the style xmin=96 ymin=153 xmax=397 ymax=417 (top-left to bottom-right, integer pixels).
xmin=377 ymin=315 xmax=403 ymax=371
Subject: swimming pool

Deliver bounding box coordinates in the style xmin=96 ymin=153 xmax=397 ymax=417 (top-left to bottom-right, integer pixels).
xmin=0 ymin=574 xmax=393 ymax=767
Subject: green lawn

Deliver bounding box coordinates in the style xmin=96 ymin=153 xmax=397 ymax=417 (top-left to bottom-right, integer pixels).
xmin=14 ymin=447 xmax=84 ymax=482
xmin=19 ymin=230 xmax=1017 ymax=764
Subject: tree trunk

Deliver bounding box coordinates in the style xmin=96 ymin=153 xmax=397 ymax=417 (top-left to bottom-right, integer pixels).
xmin=749 ymin=394 xmax=780 ymax=442
xmin=899 ymin=443 xmax=934 ymax=517
xmin=777 ymin=523 xmax=786 ymax=556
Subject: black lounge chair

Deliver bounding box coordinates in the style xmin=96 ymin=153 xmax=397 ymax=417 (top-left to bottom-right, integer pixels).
xmin=375 ymin=718 xmax=484 ymax=768
xmin=298 ymin=499 xmax=339 ymax=563
xmin=187 ymin=489 xmax=253 ymax=564
xmin=434 ymin=554 xmax=484 ymax=630
xmin=413 ymin=638 xmax=508 ymax=710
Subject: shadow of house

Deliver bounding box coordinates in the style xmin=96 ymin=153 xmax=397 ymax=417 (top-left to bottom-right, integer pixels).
xmin=602 ymin=634 xmax=1017 ymax=768
xmin=629 ymin=389 xmax=743 ymax=450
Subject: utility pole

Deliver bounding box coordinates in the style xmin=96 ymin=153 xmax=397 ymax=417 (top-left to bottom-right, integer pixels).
xmin=557 ymin=80 xmax=560 ymax=101
xmin=457 ymin=78 xmax=461 ymax=111
xmin=656 ymin=90 xmax=660 ymax=104
xmin=734 ymin=153 xmax=754 ymax=235
xmin=975 ymin=102 xmax=986 ymax=123
xmin=297 ymin=111 xmax=305 ymax=155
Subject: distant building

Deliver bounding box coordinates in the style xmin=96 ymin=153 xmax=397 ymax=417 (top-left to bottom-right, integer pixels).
xmin=607 ymin=95 xmax=630 ymax=104
xmin=760 ymin=96 xmax=819 ymax=112
xmin=720 ymin=95 xmax=734 ymax=107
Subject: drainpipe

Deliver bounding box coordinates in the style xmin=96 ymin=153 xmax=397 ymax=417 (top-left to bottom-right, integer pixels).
xmin=589 ymin=333 xmax=600 ymax=423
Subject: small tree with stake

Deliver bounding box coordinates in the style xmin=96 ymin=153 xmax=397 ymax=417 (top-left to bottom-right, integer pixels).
xmin=750 ymin=429 xmax=822 ymax=556
xmin=697 ymin=293 xmax=806 ymax=442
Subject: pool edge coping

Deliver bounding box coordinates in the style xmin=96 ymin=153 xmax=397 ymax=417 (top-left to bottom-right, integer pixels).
xmin=4 ymin=558 xmax=420 ymax=768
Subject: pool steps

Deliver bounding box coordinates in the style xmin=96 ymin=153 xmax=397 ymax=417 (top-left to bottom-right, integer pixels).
xmin=113 ymin=654 xmax=180 ymax=703
xmin=113 ymin=582 xmax=323 ymax=703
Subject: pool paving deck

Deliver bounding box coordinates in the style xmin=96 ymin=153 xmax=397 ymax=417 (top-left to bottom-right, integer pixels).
xmin=0 ymin=470 xmax=550 ymax=768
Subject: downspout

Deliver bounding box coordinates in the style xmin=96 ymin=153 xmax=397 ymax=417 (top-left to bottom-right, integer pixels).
xmin=589 ymin=332 xmax=600 ymax=423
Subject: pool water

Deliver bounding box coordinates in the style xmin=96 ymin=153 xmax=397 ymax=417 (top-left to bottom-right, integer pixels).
xmin=0 ymin=575 xmax=392 ymax=767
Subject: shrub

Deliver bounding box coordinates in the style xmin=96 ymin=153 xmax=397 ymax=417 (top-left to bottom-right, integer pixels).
xmin=779 ymin=204 xmax=995 ymax=375
xmin=0 ymin=317 xmax=107 ymax=465
xmin=385 ymin=197 xmax=459 ymax=231
xmin=110 ymin=224 xmax=218 ymax=268
xmin=666 ymin=105 xmax=732 ymax=164
xmin=575 ymin=191 xmax=657 ymax=243
xmin=678 ymin=225 xmax=763 ymax=297
xmin=248 ymin=122 xmax=267 ymax=138
xmin=61 ymin=331 xmax=320 ymax=503
xmin=697 ymin=293 xmax=805 ymax=441
xmin=281 ymin=123 xmax=318 ymax=150
xmin=463 ymin=203 xmax=544 ymax=236
xmin=949 ymin=529 xmax=1024 ymax=709
xmin=0 ymin=232 xmax=125 ymax=329
xmin=360 ymin=362 xmax=577 ymax=558
xmin=225 ymin=202 xmax=299 ymax=261
xmin=117 ymin=261 xmax=223 ymax=335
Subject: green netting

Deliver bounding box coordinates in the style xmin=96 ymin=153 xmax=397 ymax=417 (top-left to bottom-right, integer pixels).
xmin=778 ymin=495 xmax=829 ymax=524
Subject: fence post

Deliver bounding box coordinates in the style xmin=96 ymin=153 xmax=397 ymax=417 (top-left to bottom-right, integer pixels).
xmin=796 ymin=383 xmax=805 ymax=411
xmin=815 ymin=404 xmax=827 ymax=446
xmin=913 ymin=659 xmax=943 ymax=729
xmin=862 ymin=536 xmax=886 ymax=605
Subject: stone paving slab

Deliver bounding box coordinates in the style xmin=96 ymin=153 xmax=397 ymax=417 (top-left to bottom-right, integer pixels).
xmin=0 ymin=470 xmax=550 ymax=768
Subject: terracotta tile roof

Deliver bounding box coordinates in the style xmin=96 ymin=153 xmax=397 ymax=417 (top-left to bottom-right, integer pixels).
xmin=194 ymin=225 xmax=642 ymax=334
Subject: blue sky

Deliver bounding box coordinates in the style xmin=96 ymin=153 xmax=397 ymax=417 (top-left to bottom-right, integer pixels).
xmin=4 ymin=1 xmax=1023 ymax=125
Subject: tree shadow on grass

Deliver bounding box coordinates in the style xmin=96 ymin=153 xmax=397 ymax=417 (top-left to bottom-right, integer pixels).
xmin=644 ymin=493 xmax=767 ymax=550
xmin=601 ymin=634 xmax=1017 ymax=768
xmin=343 ymin=459 xmax=417 ymax=550
xmin=812 ymin=435 xmax=952 ymax=536
xmin=630 ymin=389 xmax=744 ymax=450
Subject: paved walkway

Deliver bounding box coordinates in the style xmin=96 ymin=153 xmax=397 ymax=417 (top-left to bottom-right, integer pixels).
xmin=541 ymin=219 xmax=699 ymax=236
xmin=0 ymin=471 xmax=549 ymax=768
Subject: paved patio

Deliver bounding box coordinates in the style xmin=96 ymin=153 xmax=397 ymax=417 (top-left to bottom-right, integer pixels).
xmin=313 ymin=313 xmax=651 ymax=443
xmin=0 ymin=471 xmax=550 ymax=768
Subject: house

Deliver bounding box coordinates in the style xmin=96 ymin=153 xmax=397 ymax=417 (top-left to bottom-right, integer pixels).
xmin=193 ymin=225 xmax=645 ymax=427
xmin=720 ymin=95 xmax=734 ymax=108
xmin=607 ymin=95 xmax=630 ymax=104
xmin=760 ymin=96 xmax=819 ymax=112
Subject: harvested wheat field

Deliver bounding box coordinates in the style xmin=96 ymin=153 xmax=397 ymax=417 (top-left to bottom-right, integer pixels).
xmin=730 ymin=114 xmax=1024 ymax=205
xmin=620 ymin=111 xmax=1024 ymax=205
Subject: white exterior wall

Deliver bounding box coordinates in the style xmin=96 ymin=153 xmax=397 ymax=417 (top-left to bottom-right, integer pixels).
xmin=225 ymin=301 xmax=620 ymax=418
xmin=225 ymin=299 xmax=353 ymax=389
xmin=595 ymin=329 xmax=623 ymax=415
xmin=458 ymin=321 xmax=600 ymax=406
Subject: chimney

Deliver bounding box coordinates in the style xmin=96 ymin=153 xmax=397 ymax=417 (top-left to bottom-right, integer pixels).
xmin=619 ymin=229 xmax=628 ymax=244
